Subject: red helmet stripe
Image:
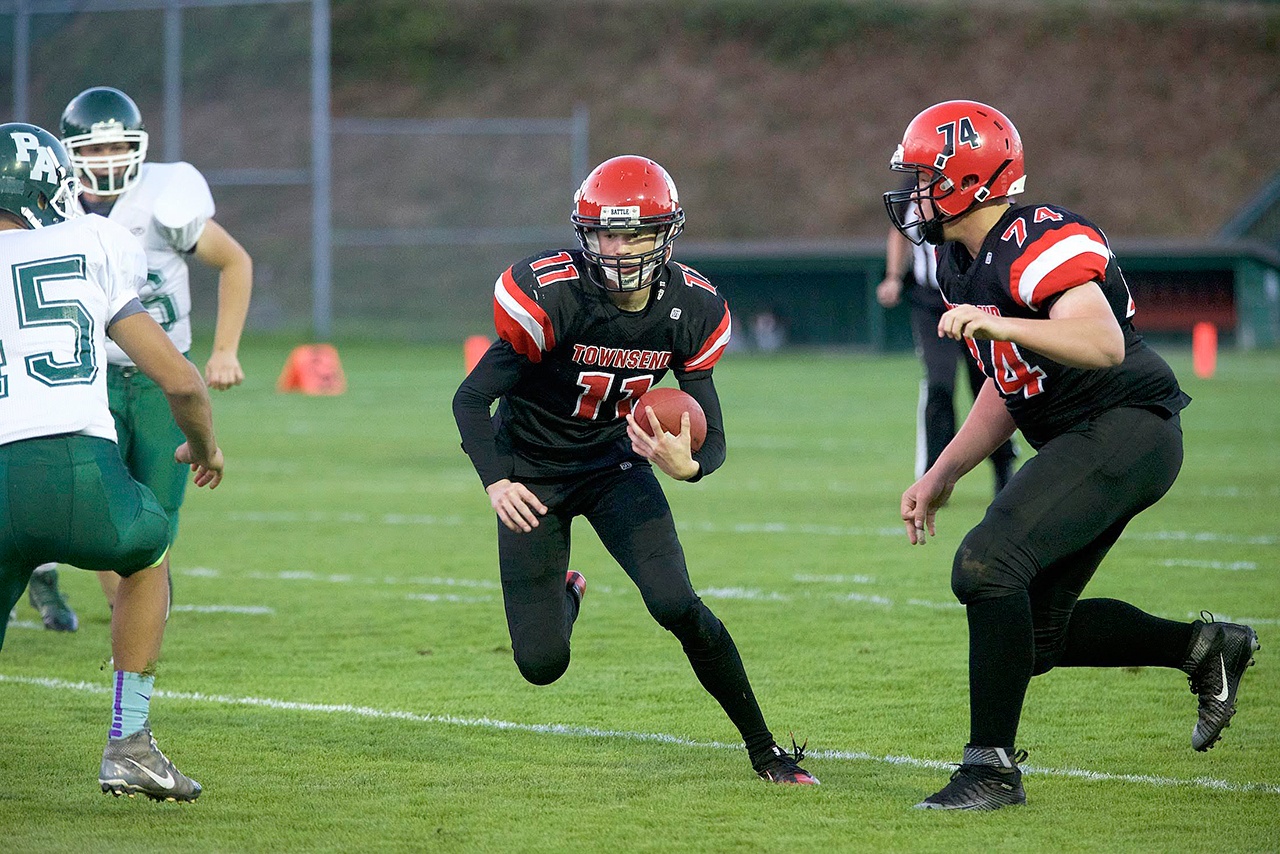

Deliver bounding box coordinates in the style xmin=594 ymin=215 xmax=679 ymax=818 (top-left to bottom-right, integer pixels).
xmin=1010 ymin=224 xmax=1110 ymax=309
xmin=493 ymin=267 xmax=555 ymax=362
xmin=684 ymin=305 xmax=732 ymax=372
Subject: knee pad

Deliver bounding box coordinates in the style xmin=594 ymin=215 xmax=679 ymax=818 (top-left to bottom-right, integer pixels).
xmin=512 ymin=644 xmax=570 ymax=686
xmin=660 ymin=599 xmax=724 ymax=654
xmin=644 ymin=588 xmax=696 ymax=632
xmin=950 ymin=526 xmax=1028 ymax=604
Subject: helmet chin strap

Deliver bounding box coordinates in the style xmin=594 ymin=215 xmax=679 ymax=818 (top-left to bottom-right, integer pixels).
xmin=601 ymin=262 xmax=658 ymax=292
xmin=597 ymin=245 xmax=671 ymax=292
xmin=921 ymin=218 xmax=947 ymax=246
xmin=602 ymin=265 xmax=641 ymax=290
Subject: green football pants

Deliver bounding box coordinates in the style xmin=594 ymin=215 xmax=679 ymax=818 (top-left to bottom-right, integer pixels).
xmin=0 ymin=434 xmax=169 ymax=650
xmin=109 ymin=361 xmax=190 ymax=545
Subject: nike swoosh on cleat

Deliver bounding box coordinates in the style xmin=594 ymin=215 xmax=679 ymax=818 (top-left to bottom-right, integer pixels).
xmin=123 ymin=758 xmax=175 ymax=789
xmin=1213 ymin=654 xmax=1230 ymax=702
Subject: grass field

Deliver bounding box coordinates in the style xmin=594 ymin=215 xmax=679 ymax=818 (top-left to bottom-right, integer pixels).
xmin=3 ymin=339 xmax=1278 ymax=852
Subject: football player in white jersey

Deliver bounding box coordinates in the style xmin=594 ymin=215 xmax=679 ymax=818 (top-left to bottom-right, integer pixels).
xmin=18 ymin=87 xmax=252 ymax=625
xmin=0 ymin=122 xmax=223 ymax=800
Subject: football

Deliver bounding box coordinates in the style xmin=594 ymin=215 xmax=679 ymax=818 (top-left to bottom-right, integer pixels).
xmin=633 ymin=387 xmax=707 ymax=451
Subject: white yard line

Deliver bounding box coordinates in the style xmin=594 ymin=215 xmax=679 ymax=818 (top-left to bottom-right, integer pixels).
xmin=166 ymin=567 xmax=1275 ymax=624
xmin=180 ymin=567 xmax=501 ymax=589
xmin=5 ymin=619 xmax=43 ymax=631
xmin=170 ymin=605 xmax=276 ymax=615
xmin=2 ymin=673 xmax=1276 ymax=796
xmin=221 ymin=510 xmax=1280 ymax=548
xmin=1158 ymin=559 xmax=1258 ymax=571
xmin=404 ymin=593 xmax=493 ymax=603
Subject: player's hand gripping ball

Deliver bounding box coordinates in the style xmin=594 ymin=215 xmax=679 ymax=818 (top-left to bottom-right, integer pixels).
xmin=634 ymin=387 xmax=707 ymax=452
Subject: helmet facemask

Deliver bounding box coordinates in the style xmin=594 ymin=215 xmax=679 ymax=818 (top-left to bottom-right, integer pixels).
xmin=62 ymin=127 xmax=148 ymax=196
xmin=577 ymin=222 xmax=682 ymax=292
xmin=13 ymin=167 xmax=80 ymax=229
xmin=884 ymin=163 xmax=958 ymax=246
xmin=30 ymin=166 xmax=82 ymax=227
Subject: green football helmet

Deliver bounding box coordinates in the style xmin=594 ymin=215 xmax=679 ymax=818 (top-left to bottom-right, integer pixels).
xmin=0 ymin=123 xmax=79 ymax=228
xmin=59 ymin=86 xmax=149 ymax=196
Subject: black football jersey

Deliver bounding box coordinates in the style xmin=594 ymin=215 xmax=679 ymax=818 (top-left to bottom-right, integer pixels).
xmin=483 ymin=250 xmax=730 ymax=478
xmin=935 ymin=203 xmax=1189 ymax=448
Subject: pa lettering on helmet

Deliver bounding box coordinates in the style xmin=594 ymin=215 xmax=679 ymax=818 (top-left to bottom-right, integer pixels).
xmin=0 ymin=123 xmax=79 ymax=229
xmin=10 ymin=129 xmax=64 ymax=184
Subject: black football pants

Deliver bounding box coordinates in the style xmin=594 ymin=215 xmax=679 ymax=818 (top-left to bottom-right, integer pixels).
xmin=497 ymin=462 xmax=704 ymax=683
xmin=949 ymin=406 xmax=1187 ymax=747
xmin=496 ymin=461 xmax=776 ymax=755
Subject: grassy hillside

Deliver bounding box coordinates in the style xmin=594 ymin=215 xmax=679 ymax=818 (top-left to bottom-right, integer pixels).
xmin=331 ymin=0 xmax=1280 ymax=240
xmin=14 ymin=1 xmax=1276 ymax=337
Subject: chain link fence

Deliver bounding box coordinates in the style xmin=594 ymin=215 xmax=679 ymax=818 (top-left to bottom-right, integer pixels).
xmin=1 ymin=0 xmax=588 ymax=342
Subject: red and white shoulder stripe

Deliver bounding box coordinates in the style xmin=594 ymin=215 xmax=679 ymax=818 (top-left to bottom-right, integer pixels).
xmin=1009 ymin=223 xmax=1110 ymax=311
xmin=683 ymin=305 xmax=732 ymax=372
xmin=493 ymin=267 xmax=555 ymax=362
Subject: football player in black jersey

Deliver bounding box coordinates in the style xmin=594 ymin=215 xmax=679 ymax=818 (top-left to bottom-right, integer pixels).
xmin=884 ymin=101 xmax=1259 ymax=810
xmin=453 ymin=155 xmax=816 ymax=785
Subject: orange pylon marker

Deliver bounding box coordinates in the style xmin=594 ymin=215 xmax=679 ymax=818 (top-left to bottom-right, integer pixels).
xmin=1192 ymin=322 xmax=1217 ymax=379
xmin=464 ymin=335 xmax=492 ymax=375
xmin=277 ymin=344 xmax=347 ymax=395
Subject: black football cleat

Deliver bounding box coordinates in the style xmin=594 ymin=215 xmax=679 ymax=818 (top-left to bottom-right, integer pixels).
xmin=1183 ymin=612 xmax=1260 ymax=751
xmin=753 ymin=737 xmax=819 ymax=785
xmin=916 ymin=746 xmax=1027 ymax=811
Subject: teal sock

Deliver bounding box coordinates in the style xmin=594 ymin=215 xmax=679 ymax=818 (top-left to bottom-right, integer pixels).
xmin=109 ymin=671 xmax=154 ymax=739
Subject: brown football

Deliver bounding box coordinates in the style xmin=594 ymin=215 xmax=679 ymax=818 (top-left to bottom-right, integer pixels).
xmin=634 ymin=387 xmax=707 ymax=451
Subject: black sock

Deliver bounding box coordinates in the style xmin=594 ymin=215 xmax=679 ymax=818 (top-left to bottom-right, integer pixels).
xmin=564 ymin=588 xmax=581 ymax=636
xmin=1057 ymin=598 xmax=1193 ymax=668
xmin=684 ymin=625 xmax=775 ymax=761
xmin=967 ymin=593 xmax=1034 ymax=749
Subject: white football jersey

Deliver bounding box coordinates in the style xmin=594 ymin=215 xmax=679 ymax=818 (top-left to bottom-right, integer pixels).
xmin=99 ymin=161 xmax=214 ymax=364
xmin=0 ymin=215 xmax=147 ymax=446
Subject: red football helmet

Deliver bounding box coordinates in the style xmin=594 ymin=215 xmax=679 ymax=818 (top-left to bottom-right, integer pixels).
xmin=884 ymin=100 xmax=1026 ymax=244
xmin=572 ymin=155 xmax=685 ymax=291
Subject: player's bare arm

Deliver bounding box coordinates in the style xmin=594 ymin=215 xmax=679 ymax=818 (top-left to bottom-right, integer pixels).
xmin=109 ymin=311 xmax=223 ymax=488
xmin=939 ymin=283 xmax=1124 ymax=369
xmin=486 ymin=478 xmax=548 ymax=533
xmin=626 ymin=408 xmax=700 ymax=481
xmin=902 ymin=379 xmax=1015 ymax=544
xmin=194 ymin=218 xmax=253 ymax=390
